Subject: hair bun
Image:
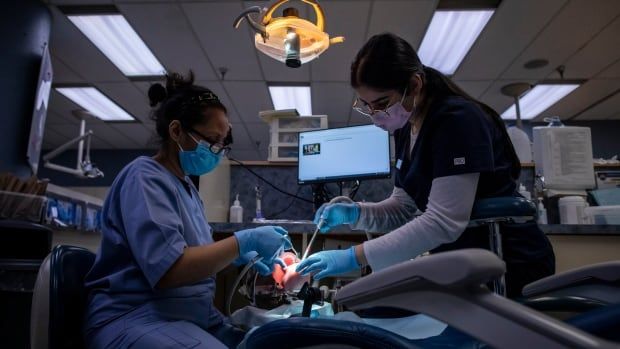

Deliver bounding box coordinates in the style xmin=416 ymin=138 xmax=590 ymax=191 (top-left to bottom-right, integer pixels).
xmin=148 ymin=83 xmax=167 ymax=107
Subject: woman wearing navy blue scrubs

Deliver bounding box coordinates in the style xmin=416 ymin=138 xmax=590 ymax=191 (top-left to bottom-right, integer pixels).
xmin=298 ymin=33 xmax=555 ymax=298
xmin=83 ymin=72 xmax=291 ymax=348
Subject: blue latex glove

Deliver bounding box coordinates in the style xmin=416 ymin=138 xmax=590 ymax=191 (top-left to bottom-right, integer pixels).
xmin=234 ymin=225 xmax=292 ymax=270
xmin=313 ymin=203 xmax=360 ymax=233
xmin=232 ymin=251 xmax=287 ymax=276
xmin=296 ymin=247 xmax=360 ymax=280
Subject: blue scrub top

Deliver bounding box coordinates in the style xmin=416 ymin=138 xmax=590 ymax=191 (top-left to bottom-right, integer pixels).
xmin=84 ymin=156 xmax=224 ymax=334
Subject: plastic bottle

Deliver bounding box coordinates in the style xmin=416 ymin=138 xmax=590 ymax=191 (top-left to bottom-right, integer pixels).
xmin=229 ymin=194 xmax=243 ymax=223
xmin=537 ymin=201 xmax=548 ymax=225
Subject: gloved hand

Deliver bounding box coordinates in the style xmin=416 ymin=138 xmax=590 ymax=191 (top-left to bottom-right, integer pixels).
xmin=313 ymin=203 xmax=360 ymax=233
xmin=233 ymin=251 xmax=286 ymax=276
xmin=234 ymin=226 xmax=292 ymax=273
xmin=296 ymin=247 xmax=360 ymax=280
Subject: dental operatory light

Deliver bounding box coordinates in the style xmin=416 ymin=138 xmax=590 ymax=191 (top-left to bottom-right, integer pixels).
xmin=56 ymin=87 xmax=136 ymax=122
xmin=62 ymin=6 xmax=165 ymax=77
xmin=268 ymin=85 xmax=312 ymax=115
xmin=501 ymin=83 xmax=581 ymax=120
xmin=418 ymin=9 xmax=494 ymax=75
xmin=233 ymin=0 xmax=344 ymax=68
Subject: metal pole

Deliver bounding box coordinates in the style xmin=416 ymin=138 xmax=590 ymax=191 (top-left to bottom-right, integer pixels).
xmin=76 ymin=118 xmax=86 ymax=170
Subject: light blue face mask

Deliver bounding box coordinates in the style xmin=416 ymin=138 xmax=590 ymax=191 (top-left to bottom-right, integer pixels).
xmin=177 ymin=134 xmax=221 ymax=176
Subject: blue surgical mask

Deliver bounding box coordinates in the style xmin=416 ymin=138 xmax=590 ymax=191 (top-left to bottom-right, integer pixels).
xmin=177 ymin=135 xmax=221 ymax=176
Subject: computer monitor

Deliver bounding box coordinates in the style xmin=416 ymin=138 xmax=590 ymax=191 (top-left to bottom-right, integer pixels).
xmin=297 ymin=124 xmax=391 ymax=184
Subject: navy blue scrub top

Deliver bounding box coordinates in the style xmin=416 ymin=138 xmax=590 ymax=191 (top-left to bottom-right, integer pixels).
xmin=393 ymin=95 xmax=554 ymax=296
xmin=84 ymin=156 xmax=224 ymax=334
xmin=394 ymin=95 xmax=518 ymax=210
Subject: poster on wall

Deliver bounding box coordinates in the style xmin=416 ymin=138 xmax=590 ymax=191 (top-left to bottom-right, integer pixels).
xmin=27 ymin=43 xmax=53 ymax=175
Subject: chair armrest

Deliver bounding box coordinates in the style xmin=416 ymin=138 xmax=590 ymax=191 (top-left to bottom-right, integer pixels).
xmin=522 ymin=261 xmax=620 ymax=297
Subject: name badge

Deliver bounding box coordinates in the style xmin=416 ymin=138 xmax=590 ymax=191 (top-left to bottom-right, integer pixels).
xmin=396 ymin=159 xmax=403 ymax=170
xmin=454 ymin=157 xmax=466 ymax=166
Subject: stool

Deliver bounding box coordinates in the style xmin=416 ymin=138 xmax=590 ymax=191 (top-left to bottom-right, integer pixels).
xmin=469 ymin=197 xmax=537 ymax=296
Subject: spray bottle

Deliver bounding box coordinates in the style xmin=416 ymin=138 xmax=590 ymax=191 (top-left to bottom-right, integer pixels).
xmin=229 ymin=194 xmax=243 ymax=223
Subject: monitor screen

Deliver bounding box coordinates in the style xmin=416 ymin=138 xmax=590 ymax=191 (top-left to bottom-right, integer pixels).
xmin=298 ymin=124 xmax=391 ymax=184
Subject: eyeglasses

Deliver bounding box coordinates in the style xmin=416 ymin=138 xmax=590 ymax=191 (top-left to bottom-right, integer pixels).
xmin=352 ymin=86 xmax=408 ymax=119
xmin=188 ymin=130 xmax=231 ymax=156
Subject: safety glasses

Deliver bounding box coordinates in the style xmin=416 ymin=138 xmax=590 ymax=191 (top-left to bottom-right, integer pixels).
xmin=352 ymin=86 xmax=408 ymax=120
xmin=188 ymin=131 xmax=231 ymax=156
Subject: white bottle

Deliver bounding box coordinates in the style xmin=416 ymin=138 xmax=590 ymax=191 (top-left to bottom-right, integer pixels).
xmin=537 ymin=201 xmax=548 ymax=225
xmin=229 ymin=194 xmax=243 ymax=223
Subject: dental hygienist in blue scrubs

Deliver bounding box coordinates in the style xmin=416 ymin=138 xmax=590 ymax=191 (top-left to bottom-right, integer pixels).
xmin=83 ymin=72 xmax=291 ymax=349
xmin=298 ymin=33 xmax=555 ymax=298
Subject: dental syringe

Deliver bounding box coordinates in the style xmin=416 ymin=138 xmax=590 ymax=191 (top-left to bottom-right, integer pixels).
xmin=301 ymin=216 xmax=326 ymax=261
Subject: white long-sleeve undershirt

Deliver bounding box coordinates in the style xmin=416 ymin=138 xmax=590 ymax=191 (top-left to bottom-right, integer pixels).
xmin=353 ymin=173 xmax=479 ymax=271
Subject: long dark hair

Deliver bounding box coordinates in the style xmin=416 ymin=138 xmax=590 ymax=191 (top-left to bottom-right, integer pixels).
xmin=351 ymin=33 xmax=520 ymax=179
xmin=148 ymin=71 xmax=231 ymax=146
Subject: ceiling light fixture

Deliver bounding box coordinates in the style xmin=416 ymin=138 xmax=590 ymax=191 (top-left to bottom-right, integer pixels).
xmin=268 ymin=85 xmax=312 ymax=115
xmin=501 ymin=83 xmax=581 ymax=120
xmin=234 ymin=0 xmax=344 ymax=68
xmin=67 ymin=12 xmax=165 ymax=76
xmin=418 ymin=9 xmax=494 ymax=75
xmin=56 ymin=87 xmax=136 ymax=122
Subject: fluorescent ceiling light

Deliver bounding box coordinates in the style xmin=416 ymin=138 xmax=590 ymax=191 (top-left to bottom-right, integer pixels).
xmin=68 ymin=14 xmax=165 ymax=76
xmin=418 ymin=10 xmax=494 ymax=75
xmin=268 ymin=86 xmax=312 ymax=115
xmin=56 ymin=87 xmax=136 ymax=121
xmin=501 ymin=84 xmax=580 ymax=120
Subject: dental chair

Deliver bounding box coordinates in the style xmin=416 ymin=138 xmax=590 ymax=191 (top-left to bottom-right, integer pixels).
xmin=30 ymin=245 xmax=95 ymax=349
xmin=521 ymin=261 xmax=620 ymax=315
xmin=243 ymin=249 xmax=618 ymax=349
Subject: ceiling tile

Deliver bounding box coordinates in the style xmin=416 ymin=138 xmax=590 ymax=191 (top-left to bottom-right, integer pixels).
xmin=95 ymin=82 xmax=151 ymax=123
xmin=48 ymin=6 xmax=127 ymax=82
xmin=366 ymin=0 xmax=436 ymax=49
xmin=182 ymin=2 xmax=263 ymax=81
xmin=501 ymin=0 xmax=620 ymax=80
xmin=222 ymin=81 xmax=272 ymax=123
xmin=598 ymin=59 xmax=620 ymax=78
xmin=541 ymin=79 xmax=619 ymax=121
xmin=311 ymin=82 xmax=354 ymax=123
xmin=574 ymin=90 xmax=620 ymax=120
xmin=41 ymin=127 xmax=70 ymax=150
xmin=196 ymin=80 xmax=242 ymax=123
xmin=109 ymin=123 xmax=158 ymax=149
xmin=46 ymin=109 xmax=78 ymax=125
xmin=87 ymin=124 xmax=138 ymax=149
xmin=242 ymin=122 xmax=270 ymax=150
xmin=230 ymin=122 xmax=257 ymax=149
xmin=50 ymin=54 xmax=83 ymax=83
xmin=118 ymin=3 xmax=218 ymax=80
xmin=310 ymin=1 xmax=372 ymax=82
xmin=478 ymin=79 xmax=538 ymax=116
xmin=453 ymin=80 xmax=494 ymax=100
xmin=455 ymin=0 xmax=568 ymax=80
xmin=561 ymin=17 xmax=620 ymax=79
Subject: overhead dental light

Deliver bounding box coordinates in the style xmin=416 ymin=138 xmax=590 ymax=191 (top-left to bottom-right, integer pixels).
xmin=233 ymin=0 xmax=344 ymax=68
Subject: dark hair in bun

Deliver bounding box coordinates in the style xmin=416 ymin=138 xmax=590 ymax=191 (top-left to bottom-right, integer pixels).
xmin=149 ymin=71 xmax=228 ymax=144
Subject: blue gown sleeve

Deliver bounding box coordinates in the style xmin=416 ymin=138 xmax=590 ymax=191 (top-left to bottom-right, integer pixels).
xmin=431 ymin=102 xmax=495 ymax=178
xmin=119 ymin=165 xmax=187 ymax=289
